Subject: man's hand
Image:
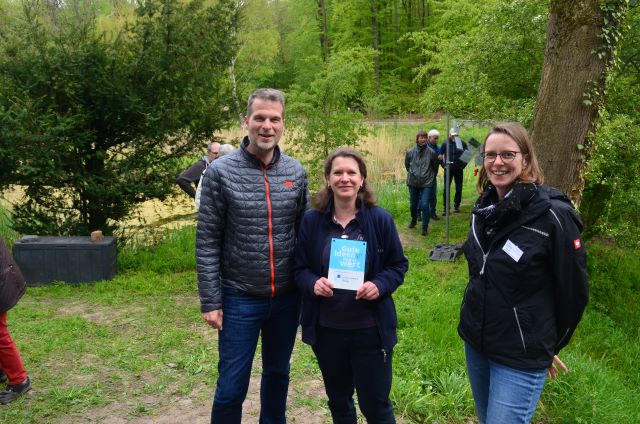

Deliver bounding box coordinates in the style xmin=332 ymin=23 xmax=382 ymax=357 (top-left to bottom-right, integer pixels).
xmin=203 ymin=309 xmax=223 ymax=330
xmin=355 ymin=281 xmax=379 ymax=300
xmin=314 ymin=277 xmax=334 ymax=297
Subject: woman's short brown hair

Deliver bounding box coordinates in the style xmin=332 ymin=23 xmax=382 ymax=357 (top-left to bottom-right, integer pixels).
xmin=476 ymin=122 xmax=544 ymax=194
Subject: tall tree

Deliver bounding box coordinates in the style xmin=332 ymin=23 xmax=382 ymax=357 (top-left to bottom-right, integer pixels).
xmin=370 ymin=0 xmax=380 ymax=90
xmin=530 ymin=0 xmax=629 ymax=203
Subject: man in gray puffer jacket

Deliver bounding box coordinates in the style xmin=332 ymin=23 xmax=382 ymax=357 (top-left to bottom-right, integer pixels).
xmin=196 ymin=88 xmax=308 ymax=424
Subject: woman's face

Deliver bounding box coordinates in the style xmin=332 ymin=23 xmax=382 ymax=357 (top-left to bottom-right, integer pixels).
xmin=327 ymin=156 xmax=364 ymax=204
xmin=484 ymin=132 xmax=526 ymax=199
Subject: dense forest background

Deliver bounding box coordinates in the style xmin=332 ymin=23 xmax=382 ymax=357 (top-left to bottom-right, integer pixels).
xmin=0 ymin=0 xmax=638 ymax=245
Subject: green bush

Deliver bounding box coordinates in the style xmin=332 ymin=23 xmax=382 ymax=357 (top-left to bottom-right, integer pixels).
xmin=0 ymin=0 xmax=238 ymax=235
xmin=581 ymin=113 xmax=640 ymax=247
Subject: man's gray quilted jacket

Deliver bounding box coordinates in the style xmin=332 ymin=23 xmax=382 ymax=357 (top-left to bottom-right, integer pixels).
xmin=196 ymin=137 xmax=308 ymax=312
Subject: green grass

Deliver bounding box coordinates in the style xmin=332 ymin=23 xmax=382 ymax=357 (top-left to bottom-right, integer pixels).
xmin=1 ymin=174 xmax=639 ymax=423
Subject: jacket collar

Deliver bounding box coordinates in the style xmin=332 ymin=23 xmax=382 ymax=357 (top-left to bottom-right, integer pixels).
xmin=240 ymin=136 xmax=281 ymax=168
xmin=472 ymin=184 xmax=551 ymax=249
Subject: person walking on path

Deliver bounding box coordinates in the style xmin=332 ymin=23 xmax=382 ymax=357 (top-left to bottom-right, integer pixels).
xmin=405 ymin=129 xmax=439 ymax=235
xmin=426 ymin=129 xmax=441 ymax=221
xmin=458 ymin=122 xmax=588 ymax=423
xmin=196 ymin=88 xmax=308 ymax=424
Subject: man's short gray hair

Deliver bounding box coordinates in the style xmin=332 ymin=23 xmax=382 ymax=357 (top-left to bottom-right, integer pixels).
xmin=247 ymin=88 xmax=285 ymax=117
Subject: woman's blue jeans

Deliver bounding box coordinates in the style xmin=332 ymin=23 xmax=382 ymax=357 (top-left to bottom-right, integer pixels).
xmin=464 ymin=342 xmax=547 ymax=424
xmin=211 ymin=287 xmax=300 ymax=424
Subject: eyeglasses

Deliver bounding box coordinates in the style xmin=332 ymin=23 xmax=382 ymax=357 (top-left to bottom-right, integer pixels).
xmin=481 ymin=151 xmax=521 ymax=162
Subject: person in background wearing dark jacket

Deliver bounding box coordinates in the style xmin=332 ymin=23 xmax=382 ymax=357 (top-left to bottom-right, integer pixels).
xmin=405 ymin=130 xmax=439 ymax=235
xmin=294 ymin=148 xmax=408 ymax=424
xmin=440 ymin=129 xmax=468 ymax=214
xmin=426 ymin=129 xmax=441 ymax=221
xmin=458 ymin=122 xmax=588 ymax=424
xmin=176 ymin=141 xmax=220 ymax=198
xmin=196 ymin=88 xmax=308 ymax=424
xmin=0 ymin=238 xmax=31 ymax=405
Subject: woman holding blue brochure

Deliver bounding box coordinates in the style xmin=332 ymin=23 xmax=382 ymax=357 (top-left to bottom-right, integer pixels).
xmin=294 ymin=147 xmax=408 ymax=424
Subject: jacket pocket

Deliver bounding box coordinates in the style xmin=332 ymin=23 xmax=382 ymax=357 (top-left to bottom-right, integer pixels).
xmin=513 ymin=307 xmax=527 ymax=353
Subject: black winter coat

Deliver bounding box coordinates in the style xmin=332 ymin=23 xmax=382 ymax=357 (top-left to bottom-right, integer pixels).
xmin=196 ymin=137 xmax=308 ymax=312
xmin=458 ymin=185 xmax=588 ymax=370
xmin=440 ymin=138 xmax=469 ymax=171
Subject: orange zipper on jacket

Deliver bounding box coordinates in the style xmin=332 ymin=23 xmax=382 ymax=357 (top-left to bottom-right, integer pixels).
xmin=261 ymin=165 xmax=276 ymax=297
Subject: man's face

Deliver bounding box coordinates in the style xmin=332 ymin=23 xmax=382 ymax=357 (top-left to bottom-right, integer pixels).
xmin=244 ymin=99 xmax=284 ymax=155
xmin=417 ymin=135 xmax=428 ymax=146
xmin=208 ymin=143 xmax=220 ymax=162
xmin=428 ymin=135 xmax=438 ymax=145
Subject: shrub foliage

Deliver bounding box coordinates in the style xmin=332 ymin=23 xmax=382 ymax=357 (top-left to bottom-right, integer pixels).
xmin=0 ymin=0 xmax=238 ymax=235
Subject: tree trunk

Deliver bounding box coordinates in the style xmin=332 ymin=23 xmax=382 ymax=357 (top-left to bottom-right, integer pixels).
xmin=393 ymin=0 xmax=399 ymax=64
xmin=229 ymin=55 xmax=243 ymax=125
xmin=318 ymin=0 xmax=330 ymax=62
xmin=531 ymin=0 xmax=627 ymax=205
xmin=370 ymin=0 xmax=379 ymax=91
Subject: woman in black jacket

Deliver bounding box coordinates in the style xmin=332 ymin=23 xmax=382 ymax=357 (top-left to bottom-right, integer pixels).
xmin=458 ymin=122 xmax=588 ymax=423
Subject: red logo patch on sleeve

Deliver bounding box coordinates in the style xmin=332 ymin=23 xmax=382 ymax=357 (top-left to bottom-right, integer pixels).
xmin=573 ymin=239 xmax=582 ymax=250
xmin=283 ymin=181 xmax=294 ymax=188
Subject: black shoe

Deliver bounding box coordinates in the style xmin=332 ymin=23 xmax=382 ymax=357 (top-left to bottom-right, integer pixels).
xmin=454 ymin=207 xmax=460 ymax=213
xmin=0 ymin=370 xmax=6 ymax=384
xmin=408 ymin=221 xmax=417 ymax=229
xmin=421 ymin=228 xmax=428 ymax=236
xmin=0 ymin=377 xmax=31 ymax=405
xmin=441 ymin=211 xmax=447 ymax=217
xmin=431 ymin=214 xmax=440 ymax=221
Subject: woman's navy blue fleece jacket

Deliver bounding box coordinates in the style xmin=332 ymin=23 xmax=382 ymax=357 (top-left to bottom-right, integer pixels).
xmin=293 ymin=203 xmax=409 ymax=351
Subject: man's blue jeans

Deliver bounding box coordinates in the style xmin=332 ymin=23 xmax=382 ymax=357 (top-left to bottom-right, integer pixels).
xmin=211 ymin=287 xmax=300 ymax=424
xmin=408 ymin=185 xmax=433 ymax=231
xmin=464 ymin=342 xmax=547 ymax=424
xmin=429 ymin=179 xmax=438 ymax=217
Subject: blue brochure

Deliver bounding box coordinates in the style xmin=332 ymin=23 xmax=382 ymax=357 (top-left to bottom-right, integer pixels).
xmin=328 ymin=238 xmax=367 ymax=290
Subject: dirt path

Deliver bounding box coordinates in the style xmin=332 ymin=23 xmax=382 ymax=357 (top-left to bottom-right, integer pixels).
xmin=67 ymin=373 xmax=330 ymax=423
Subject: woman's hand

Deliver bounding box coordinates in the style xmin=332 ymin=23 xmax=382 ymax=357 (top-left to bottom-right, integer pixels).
xmin=355 ymin=281 xmax=379 ymax=300
xmin=314 ymin=277 xmax=334 ymax=297
xmin=547 ymin=355 xmax=569 ymax=380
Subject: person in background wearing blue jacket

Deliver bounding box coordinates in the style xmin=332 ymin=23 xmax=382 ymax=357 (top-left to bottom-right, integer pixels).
xmin=294 ymin=147 xmax=408 ymax=424
xmin=426 ymin=129 xmax=441 ymax=221
xmin=440 ymin=128 xmax=468 ymax=214
xmin=458 ymin=122 xmax=588 ymax=424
